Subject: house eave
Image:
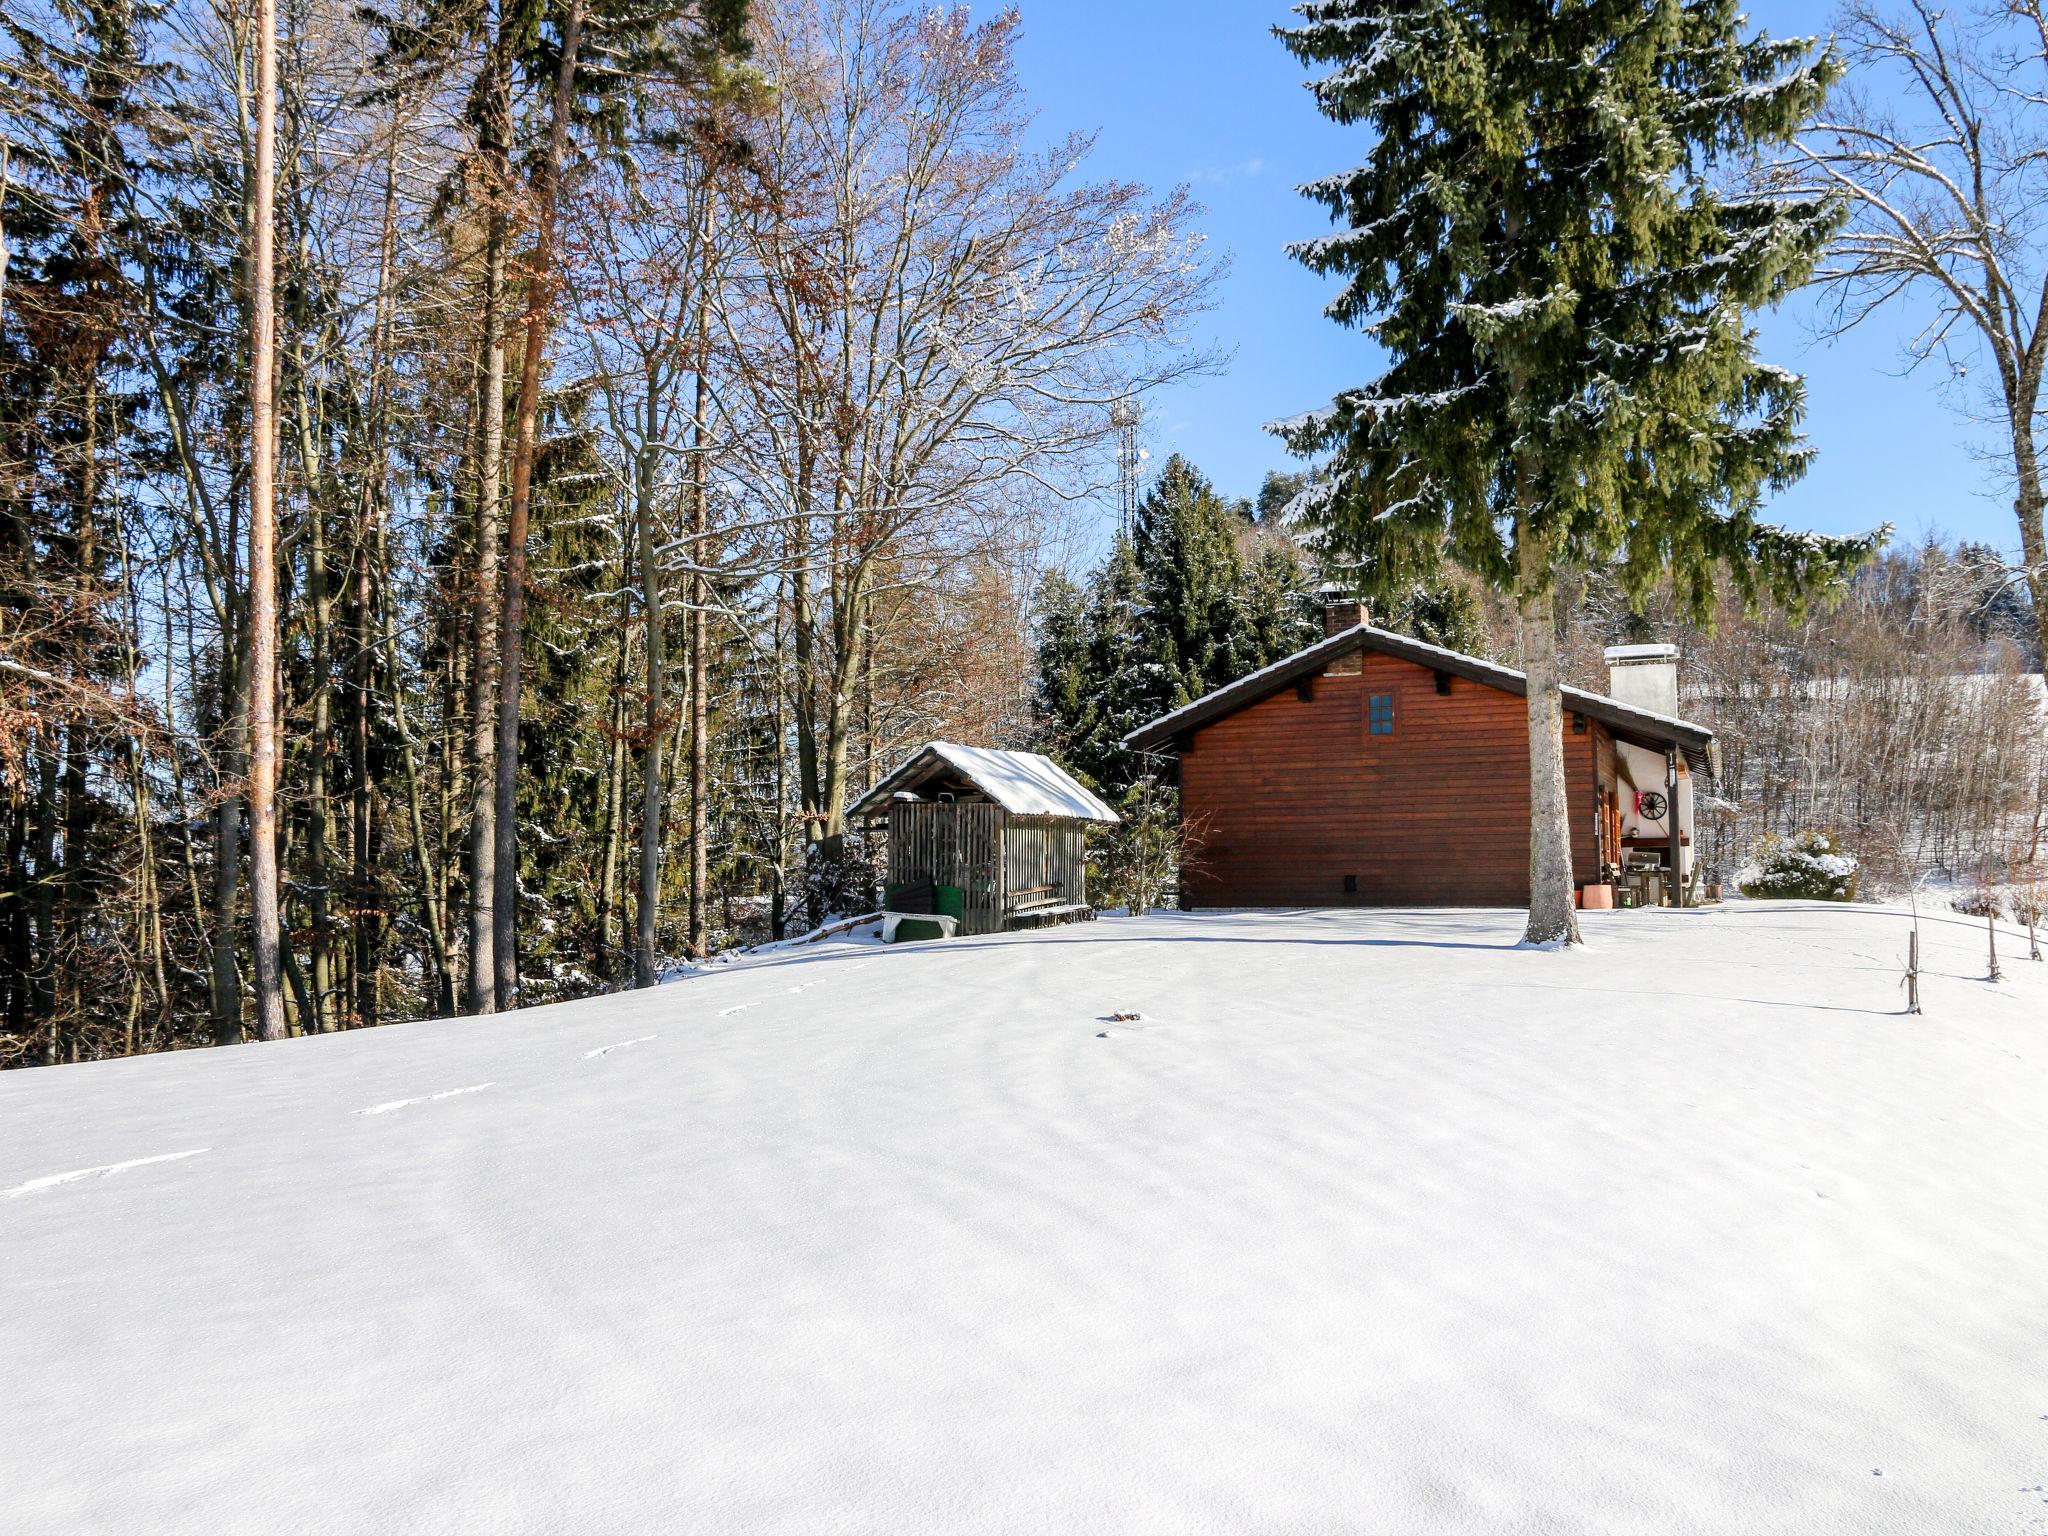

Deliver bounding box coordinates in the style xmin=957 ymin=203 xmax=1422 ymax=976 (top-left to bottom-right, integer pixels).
xmin=1121 ymin=625 xmax=1715 ymax=772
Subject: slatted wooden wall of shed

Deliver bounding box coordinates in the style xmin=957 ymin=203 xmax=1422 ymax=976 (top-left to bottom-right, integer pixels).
xmin=886 ymin=802 xmax=1006 ymax=933
xmin=1002 ymin=818 xmax=1088 ymax=910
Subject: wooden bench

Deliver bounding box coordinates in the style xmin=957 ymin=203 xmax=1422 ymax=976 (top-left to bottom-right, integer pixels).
xmin=1006 ymin=883 xmax=1093 ymax=930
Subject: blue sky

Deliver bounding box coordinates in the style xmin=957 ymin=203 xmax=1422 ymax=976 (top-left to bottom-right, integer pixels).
xmin=997 ymin=2 xmax=2008 ymax=556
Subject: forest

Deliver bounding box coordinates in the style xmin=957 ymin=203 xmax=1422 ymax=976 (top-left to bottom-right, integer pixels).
xmin=4 ymin=0 xmax=2045 ymax=1065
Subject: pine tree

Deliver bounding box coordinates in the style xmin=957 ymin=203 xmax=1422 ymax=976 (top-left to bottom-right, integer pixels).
xmin=1275 ymin=0 xmax=1885 ymax=944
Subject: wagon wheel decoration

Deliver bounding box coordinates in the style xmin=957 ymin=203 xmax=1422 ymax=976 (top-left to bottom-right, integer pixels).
xmin=1636 ymin=790 xmax=1668 ymax=822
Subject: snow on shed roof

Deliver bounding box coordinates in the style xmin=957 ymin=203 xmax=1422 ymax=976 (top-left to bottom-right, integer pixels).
xmin=848 ymin=742 xmax=1119 ymax=825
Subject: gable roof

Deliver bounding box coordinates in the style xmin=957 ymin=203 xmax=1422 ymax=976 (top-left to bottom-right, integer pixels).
xmin=1121 ymin=624 xmax=1716 ymax=771
xmin=848 ymin=742 xmax=1120 ymax=824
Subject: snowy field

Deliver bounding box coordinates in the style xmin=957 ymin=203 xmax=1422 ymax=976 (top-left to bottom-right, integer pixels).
xmin=4 ymin=903 xmax=2045 ymax=1535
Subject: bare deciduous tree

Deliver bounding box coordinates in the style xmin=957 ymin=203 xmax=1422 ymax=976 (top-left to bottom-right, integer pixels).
xmin=1785 ymin=1 xmax=2048 ymax=668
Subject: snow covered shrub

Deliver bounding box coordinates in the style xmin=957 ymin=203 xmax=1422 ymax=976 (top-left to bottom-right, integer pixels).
xmin=1738 ymin=831 xmax=1860 ymax=902
xmin=801 ymin=830 xmax=878 ymax=926
xmin=1949 ymin=886 xmax=2002 ymax=919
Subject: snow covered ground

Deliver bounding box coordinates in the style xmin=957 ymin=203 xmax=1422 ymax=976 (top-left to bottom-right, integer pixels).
xmin=4 ymin=903 xmax=2045 ymax=1535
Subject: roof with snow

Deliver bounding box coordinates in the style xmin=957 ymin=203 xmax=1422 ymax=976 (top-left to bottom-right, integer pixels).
xmin=848 ymin=742 xmax=1119 ymax=825
xmin=1122 ymin=624 xmax=1716 ymax=771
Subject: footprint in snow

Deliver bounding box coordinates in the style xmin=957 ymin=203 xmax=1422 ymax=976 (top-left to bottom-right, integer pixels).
xmin=717 ymin=1002 xmax=756 ymax=1017
xmin=583 ymin=1036 xmax=655 ymax=1060
xmin=355 ymin=1083 xmax=493 ymax=1117
xmin=4 ymin=1148 xmax=211 ymax=1199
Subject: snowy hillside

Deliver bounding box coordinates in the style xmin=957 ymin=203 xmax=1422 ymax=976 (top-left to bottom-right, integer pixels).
xmin=5 ymin=904 xmax=2045 ymax=1535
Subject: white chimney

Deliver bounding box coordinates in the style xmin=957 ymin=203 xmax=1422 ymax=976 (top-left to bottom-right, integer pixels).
xmin=1603 ymin=643 xmax=1679 ymax=717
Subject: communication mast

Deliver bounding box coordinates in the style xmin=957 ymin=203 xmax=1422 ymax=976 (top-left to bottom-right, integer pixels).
xmin=1112 ymin=397 xmax=1146 ymax=535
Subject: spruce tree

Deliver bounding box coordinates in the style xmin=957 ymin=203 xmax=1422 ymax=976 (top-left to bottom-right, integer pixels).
xmin=1133 ymin=455 xmax=1258 ymax=711
xmin=1275 ymin=0 xmax=1885 ymax=944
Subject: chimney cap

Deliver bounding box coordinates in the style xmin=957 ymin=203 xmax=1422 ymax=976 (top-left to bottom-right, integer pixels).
xmin=1603 ymin=644 xmax=1679 ymax=663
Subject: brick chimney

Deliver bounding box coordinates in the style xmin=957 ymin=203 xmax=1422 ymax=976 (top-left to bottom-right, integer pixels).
xmin=1319 ymin=586 xmax=1369 ymax=637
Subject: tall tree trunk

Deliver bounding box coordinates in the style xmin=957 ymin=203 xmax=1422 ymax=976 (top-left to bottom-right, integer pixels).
xmin=1517 ymin=527 xmax=1581 ymax=948
xmin=211 ymin=633 xmax=247 ymax=1044
xmin=2010 ymin=420 xmax=2048 ymax=676
xmin=686 ymin=269 xmax=711 ymax=960
xmin=599 ymin=619 xmax=629 ymax=982
xmin=770 ymin=583 xmax=789 ymax=941
xmin=493 ymin=0 xmax=586 ymax=1010
xmin=635 ymin=436 xmax=665 ymax=990
xmin=246 ymin=0 xmax=286 ymax=1042
xmin=792 ymin=552 xmax=822 ymax=844
xmin=467 ymin=218 xmax=507 ymax=1014
xmin=304 ymin=450 xmax=334 ymax=1032
xmin=350 ymin=129 xmax=402 ymax=1030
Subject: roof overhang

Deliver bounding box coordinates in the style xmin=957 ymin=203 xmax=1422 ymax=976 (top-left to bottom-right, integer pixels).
xmin=848 ymin=742 xmax=1120 ymax=825
xmin=1121 ymin=625 xmax=1715 ymax=773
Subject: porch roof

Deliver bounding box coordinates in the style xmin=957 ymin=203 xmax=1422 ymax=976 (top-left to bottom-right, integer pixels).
xmin=1121 ymin=624 xmax=1716 ymax=772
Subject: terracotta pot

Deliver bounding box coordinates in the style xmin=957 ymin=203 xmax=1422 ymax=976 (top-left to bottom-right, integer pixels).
xmin=1580 ymin=883 xmax=1615 ymax=911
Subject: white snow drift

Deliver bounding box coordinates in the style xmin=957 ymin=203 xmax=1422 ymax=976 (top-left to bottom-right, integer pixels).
xmin=3 ymin=902 xmax=2044 ymax=1534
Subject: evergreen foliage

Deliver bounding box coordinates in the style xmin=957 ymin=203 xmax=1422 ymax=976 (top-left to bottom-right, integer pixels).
xmin=1740 ymin=830 xmax=1859 ymax=902
xmin=1033 ymin=456 xmax=1318 ymax=802
xmin=1273 ymin=0 xmax=1879 ymax=615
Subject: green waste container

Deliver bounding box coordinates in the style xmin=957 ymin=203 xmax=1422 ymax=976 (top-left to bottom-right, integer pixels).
xmin=935 ymin=885 xmax=966 ymax=923
xmin=890 ymin=917 xmax=948 ymax=944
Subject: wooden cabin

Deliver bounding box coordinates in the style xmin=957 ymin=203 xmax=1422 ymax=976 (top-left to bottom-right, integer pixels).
xmin=848 ymin=743 xmax=1119 ymax=934
xmin=1121 ymin=605 xmax=1716 ymax=910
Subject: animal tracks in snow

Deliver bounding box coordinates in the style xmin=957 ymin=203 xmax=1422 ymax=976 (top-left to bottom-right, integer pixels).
xmin=583 ymin=1036 xmax=655 ymax=1060
xmin=355 ymin=1083 xmax=494 ymax=1117
xmin=5 ymin=1148 xmax=211 ymax=1199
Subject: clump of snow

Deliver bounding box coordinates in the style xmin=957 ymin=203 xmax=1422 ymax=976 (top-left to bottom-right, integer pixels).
xmin=4 ymin=904 xmax=2044 ymax=1532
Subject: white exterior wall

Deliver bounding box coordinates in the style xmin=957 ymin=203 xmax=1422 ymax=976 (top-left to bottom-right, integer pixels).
xmin=1606 ymin=647 xmax=1694 ymax=887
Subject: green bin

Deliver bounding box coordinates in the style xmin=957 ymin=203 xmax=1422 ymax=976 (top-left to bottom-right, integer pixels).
xmin=935 ymin=885 xmax=966 ymax=923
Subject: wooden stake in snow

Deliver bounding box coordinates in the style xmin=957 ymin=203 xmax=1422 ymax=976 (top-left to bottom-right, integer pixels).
xmin=1987 ymin=910 xmax=2001 ymax=983
xmin=1905 ymin=927 xmax=1920 ymax=1015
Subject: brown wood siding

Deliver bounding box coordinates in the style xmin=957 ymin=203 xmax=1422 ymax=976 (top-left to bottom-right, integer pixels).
xmin=1181 ymin=653 xmax=1612 ymax=909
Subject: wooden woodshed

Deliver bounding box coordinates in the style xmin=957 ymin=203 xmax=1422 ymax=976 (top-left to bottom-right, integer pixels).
xmin=848 ymin=743 xmax=1119 ymax=934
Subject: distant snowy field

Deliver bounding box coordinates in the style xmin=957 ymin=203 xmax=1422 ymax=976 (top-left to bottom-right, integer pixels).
xmin=5 ymin=904 xmax=2045 ymax=1535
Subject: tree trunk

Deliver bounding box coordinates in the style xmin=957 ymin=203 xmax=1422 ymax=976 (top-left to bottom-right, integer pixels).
xmin=687 ymin=282 xmax=711 ymax=960
xmin=2010 ymin=424 xmax=2048 ymax=676
xmin=635 ymin=435 xmax=665 ymax=989
xmin=599 ymin=630 xmax=629 ymax=983
xmin=466 ymin=212 xmax=506 ymax=1014
xmin=1517 ymin=531 xmax=1582 ymax=948
xmin=493 ymin=0 xmax=586 ymax=1010
xmin=247 ymin=0 xmax=286 ymax=1041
